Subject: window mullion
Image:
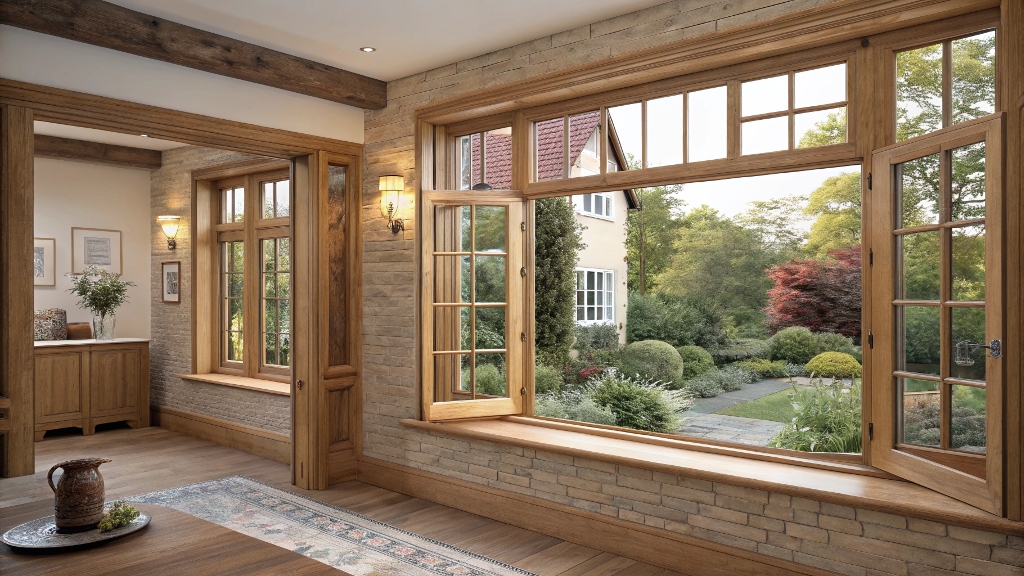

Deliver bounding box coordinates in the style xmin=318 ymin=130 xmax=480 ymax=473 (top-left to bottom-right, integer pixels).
xmin=244 ymin=173 xmax=260 ymax=378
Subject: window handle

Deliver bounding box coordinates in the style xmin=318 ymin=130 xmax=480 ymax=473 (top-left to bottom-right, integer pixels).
xmin=954 ymin=340 xmax=1001 ymax=366
xmin=295 ymin=379 xmax=304 ymax=390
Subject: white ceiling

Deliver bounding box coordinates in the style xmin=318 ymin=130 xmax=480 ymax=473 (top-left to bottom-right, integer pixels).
xmin=105 ymin=0 xmax=669 ymax=82
xmin=34 ymin=122 xmax=187 ymax=151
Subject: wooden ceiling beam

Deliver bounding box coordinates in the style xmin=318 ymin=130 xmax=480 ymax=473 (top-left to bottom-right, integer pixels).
xmin=0 ymin=0 xmax=387 ymax=110
xmin=34 ymin=134 xmax=163 ymax=170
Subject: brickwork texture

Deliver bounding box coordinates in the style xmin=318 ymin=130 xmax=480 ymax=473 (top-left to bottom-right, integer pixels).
xmin=359 ymin=1 xmax=1024 ymax=575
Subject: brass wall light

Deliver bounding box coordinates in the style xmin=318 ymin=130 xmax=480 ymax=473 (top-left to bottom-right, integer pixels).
xmin=158 ymin=215 xmax=181 ymax=250
xmin=379 ymin=175 xmax=405 ymax=234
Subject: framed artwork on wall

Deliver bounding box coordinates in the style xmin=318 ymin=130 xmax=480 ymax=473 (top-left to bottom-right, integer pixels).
xmin=71 ymin=227 xmax=122 ymax=275
xmin=162 ymin=261 xmax=181 ymax=304
xmin=33 ymin=237 xmax=56 ymax=286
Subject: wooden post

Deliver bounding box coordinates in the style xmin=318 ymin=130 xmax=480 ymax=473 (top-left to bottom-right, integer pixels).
xmin=0 ymin=104 xmax=35 ymax=477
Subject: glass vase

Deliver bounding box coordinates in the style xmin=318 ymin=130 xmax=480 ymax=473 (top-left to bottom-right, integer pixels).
xmin=92 ymin=313 xmax=116 ymax=340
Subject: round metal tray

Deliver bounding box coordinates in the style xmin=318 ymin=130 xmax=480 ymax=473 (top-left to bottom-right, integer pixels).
xmin=2 ymin=512 xmax=151 ymax=549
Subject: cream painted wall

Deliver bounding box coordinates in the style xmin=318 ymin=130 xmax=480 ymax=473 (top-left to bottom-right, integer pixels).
xmin=34 ymin=158 xmax=152 ymax=338
xmin=0 ymin=25 xmax=364 ymax=143
xmin=575 ymin=193 xmax=630 ymax=344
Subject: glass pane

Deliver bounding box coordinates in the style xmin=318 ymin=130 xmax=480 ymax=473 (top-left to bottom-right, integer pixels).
xmin=608 ymin=103 xmax=642 ymax=170
xmin=222 ymin=188 xmax=233 ymax=223
xmin=569 ymin=111 xmax=601 ymax=178
xmin=279 ymin=298 xmax=290 ymax=332
xmin=951 ymin=142 xmax=986 ymax=221
xmin=458 ymin=135 xmax=472 ymax=190
xmin=646 ymin=94 xmax=683 ymax=168
xmin=475 ymin=256 xmax=506 ymax=303
xmin=227 ymin=273 xmax=243 ymax=298
xmin=275 ymin=180 xmax=290 ymax=217
xmin=951 ymin=31 xmax=996 ymax=125
xmin=264 ymin=273 xmax=276 ymax=298
xmin=476 ymin=306 xmax=506 ymax=350
xmin=952 ymin=225 xmax=985 ymax=301
xmin=483 ymin=127 xmax=513 ymax=189
xmin=475 ymin=354 xmax=507 ymax=397
xmin=277 ymin=238 xmax=290 ymax=271
xmin=951 ymin=307 xmax=986 ymax=381
xmin=433 ymin=307 xmax=469 ymax=352
xmin=277 ymin=273 xmax=290 ymax=299
xmin=795 ymin=63 xmax=846 ymax=108
xmin=279 ymin=333 xmax=290 ymax=367
xmin=327 ymin=163 xmax=347 ymax=366
xmin=742 ymin=74 xmax=788 ymax=117
xmin=902 ymin=306 xmax=940 ymax=375
xmin=265 ymin=299 xmax=278 ymax=334
xmin=898 ymin=153 xmax=940 ymax=227
xmin=231 ymin=241 xmax=244 ymax=272
xmin=474 ymin=206 xmax=507 ymax=252
xmin=432 ymin=256 xmax=469 ymax=303
xmin=434 ymin=354 xmax=467 ymax=398
xmin=263 ymin=239 xmax=275 ymax=272
xmin=687 ymin=86 xmax=727 ymax=162
xmin=264 ymin=333 xmax=277 ymax=366
xmin=535 ymin=118 xmax=565 ymax=181
xmin=227 ymin=331 xmax=243 ymax=362
xmin=897 ymin=43 xmax=943 ymax=141
xmin=902 ymin=378 xmax=940 ymax=447
xmin=742 ymin=116 xmax=788 ymax=155
xmin=951 ymin=385 xmax=986 ymax=453
xmin=795 ymin=107 xmax=846 ymax=148
xmin=233 ymin=187 xmax=245 ymax=222
xmin=229 ymin=298 xmax=244 ymax=331
xmin=263 ymin=182 xmax=275 ymax=219
xmin=900 ymin=231 xmax=940 ymax=300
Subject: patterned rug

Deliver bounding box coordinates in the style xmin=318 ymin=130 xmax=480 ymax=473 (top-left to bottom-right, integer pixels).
xmin=130 ymin=476 xmax=536 ymax=576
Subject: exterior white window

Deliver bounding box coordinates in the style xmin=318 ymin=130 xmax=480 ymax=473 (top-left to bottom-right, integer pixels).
xmin=573 ymin=192 xmax=614 ymax=220
xmin=576 ymin=268 xmax=614 ymax=324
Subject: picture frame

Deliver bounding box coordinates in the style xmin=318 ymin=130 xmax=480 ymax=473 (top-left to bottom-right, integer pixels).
xmin=71 ymin=227 xmax=122 ymax=275
xmin=33 ymin=237 xmax=56 ymax=286
xmin=162 ymin=261 xmax=181 ymax=304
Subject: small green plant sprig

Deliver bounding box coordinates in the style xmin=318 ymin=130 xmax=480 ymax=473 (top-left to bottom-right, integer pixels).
xmin=67 ymin=266 xmax=136 ymax=317
xmin=97 ymin=501 xmax=141 ymax=532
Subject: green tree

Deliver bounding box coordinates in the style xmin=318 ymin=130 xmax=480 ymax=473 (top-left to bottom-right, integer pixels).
xmin=804 ymin=171 xmax=862 ymax=259
xmin=734 ymin=195 xmax=808 ymax=255
xmin=626 ymin=185 xmax=684 ymax=294
xmin=535 ymin=197 xmax=585 ymax=365
xmin=797 ymin=109 xmax=847 ymax=149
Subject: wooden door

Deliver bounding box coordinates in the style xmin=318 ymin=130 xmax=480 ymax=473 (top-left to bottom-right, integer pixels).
xmin=869 ymin=114 xmax=1004 ymax=514
xmin=91 ymin=348 xmax=141 ymax=415
xmin=35 ymin=351 xmax=88 ymax=425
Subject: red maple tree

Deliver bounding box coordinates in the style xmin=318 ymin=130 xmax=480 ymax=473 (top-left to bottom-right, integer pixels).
xmin=764 ymin=245 xmax=862 ymax=339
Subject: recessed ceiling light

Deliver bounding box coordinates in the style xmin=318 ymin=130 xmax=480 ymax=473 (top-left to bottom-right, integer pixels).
xmin=359 ymin=47 xmax=376 ymax=53
xmin=140 ymin=134 xmax=149 ymax=137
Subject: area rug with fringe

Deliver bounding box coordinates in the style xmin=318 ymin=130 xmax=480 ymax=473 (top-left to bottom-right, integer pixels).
xmin=130 ymin=476 xmax=536 ymax=576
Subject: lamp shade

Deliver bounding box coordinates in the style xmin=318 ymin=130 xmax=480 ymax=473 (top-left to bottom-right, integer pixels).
xmin=379 ymin=175 xmax=404 ymax=219
xmin=157 ymin=215 xmax=180 ymax=239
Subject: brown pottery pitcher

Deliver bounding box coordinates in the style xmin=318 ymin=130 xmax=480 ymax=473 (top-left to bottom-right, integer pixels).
xmin=47 ymin=458 xmax=112 ymax=532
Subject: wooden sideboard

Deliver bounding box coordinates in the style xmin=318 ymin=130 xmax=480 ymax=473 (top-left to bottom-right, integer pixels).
xmin=33 ymin=339 xmax=150 ymax=440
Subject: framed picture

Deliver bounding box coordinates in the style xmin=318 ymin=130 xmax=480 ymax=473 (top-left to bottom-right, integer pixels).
xmin=162 ymin=261 xmax=181 ymax=304
xmin=71 ymin=227 xmax=122 ymax=275
xmin=33 ymin=237 xmax=56 ymax=286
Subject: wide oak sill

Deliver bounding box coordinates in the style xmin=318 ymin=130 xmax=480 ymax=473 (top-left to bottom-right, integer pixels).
xmin=400 ymin=417 xmax=1024 ymax=536
xmin=180 ymin=373 xmax=290 ymax=396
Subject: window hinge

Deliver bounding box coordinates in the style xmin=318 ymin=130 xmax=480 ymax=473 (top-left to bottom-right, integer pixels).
xmin=868 ymin=422 xmax=874 ymax=441
xmin=520 ymin=267 xmax=527 ymax=277
xmin=867 ymin=330 xmax=874 ymax=349
xmin=521 ymin=332 xmax=527 ymax=342
xmin=520 ymin=222 xmax=526 ymax=232
xmin=868 ymin=173 xmax=872 ymax=190
xmin=869 ymin=248 xmax=873 ymax=267
xmin=520 ymin=387 xmax=527 ymax=396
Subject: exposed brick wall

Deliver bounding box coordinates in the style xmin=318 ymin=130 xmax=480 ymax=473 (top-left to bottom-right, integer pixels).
xmin=360 ymin=1 xmax=1024 ymax=574
xmin=150 ymin=146 xmax=290 ymax=435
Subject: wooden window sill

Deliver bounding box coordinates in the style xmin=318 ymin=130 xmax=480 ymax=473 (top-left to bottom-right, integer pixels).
xmin=399 ymin=417 xmax=1024 ymax=536
xmin=180 ymin=373 xmax=290 ymax=396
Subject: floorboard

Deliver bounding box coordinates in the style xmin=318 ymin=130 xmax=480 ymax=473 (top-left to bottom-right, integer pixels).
xmin=0 ymin=427 xmax=686 ymax=576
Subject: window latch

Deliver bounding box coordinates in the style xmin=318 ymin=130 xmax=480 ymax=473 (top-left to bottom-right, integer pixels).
xmin=520 ymin=222 xmax=526 ymax=232
xmin=867 ymin=330 xmax=873 ymax=349
xmin=295 ymin=379 xmax=304 ymax=390
xmin=955 ymin=339 xmax=1001 ymax=365
xmin=868 ymin=422 xmax=873 ymax=441
xmin=520 ymin=267 xmax=527 ymax=277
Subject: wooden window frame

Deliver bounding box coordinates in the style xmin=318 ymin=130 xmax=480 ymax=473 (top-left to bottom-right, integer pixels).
xmin=575 ymin=268 xmax=615 ymax=326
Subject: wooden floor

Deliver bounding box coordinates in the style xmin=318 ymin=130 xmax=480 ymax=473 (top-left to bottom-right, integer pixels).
xmin=0 ymin=427 xmax=685 ymax=576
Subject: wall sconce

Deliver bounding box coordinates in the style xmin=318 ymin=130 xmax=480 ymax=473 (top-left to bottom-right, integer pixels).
xmin=379 ymin=175 xmax=405 ymax=234
xmin=158 ymin=215 xmax=181 ymax=250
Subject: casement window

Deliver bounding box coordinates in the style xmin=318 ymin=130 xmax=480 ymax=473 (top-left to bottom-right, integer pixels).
xmin=455 ymin=127 xmax=513 ymax=190
xmin=576 ymin=269 xmax=615 ymax=325
xmin=572 ymin=192 xmax=614 ymax=220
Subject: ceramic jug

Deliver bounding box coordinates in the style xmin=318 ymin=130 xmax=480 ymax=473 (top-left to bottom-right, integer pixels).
xmin=47 ymin=458 xmax=112 ymax=532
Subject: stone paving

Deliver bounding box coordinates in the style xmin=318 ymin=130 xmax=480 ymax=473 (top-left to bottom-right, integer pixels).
xmin=679 ymin=377 xmax=797 ymax=447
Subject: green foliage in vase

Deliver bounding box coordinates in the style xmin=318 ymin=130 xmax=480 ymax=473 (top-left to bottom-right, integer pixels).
xmin=97 ymin=501 xmax=141 ymax=532
xmin=68 ymin=266 xmax=136 ymax=317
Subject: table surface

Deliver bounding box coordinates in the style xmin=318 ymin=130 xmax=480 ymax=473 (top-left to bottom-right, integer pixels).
xmin=33 ymin=338 xmax=151 ymax=348
xmin=0 ymin=504 xmax=347 ymax=575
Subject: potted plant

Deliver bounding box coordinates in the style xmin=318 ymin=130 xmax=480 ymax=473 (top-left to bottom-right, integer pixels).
xmin=68 ymin=266 xmax=136 ymax=340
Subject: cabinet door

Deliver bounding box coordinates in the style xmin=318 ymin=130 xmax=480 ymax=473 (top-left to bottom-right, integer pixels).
xmin=35 ymin=352 xmax=87 ymax=422
xmin=91 ymin=348 xmax=140 ymax=415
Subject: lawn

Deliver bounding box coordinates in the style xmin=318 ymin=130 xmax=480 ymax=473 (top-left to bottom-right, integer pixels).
xmin=715 ymin=387 xmax=806 ymax=423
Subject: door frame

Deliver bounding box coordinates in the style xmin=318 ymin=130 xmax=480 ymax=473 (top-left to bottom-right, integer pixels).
xmin=0 ymin=78 xmax=363 ymax=489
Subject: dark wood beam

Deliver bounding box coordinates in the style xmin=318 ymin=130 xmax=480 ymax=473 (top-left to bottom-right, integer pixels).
xmin=0 ymin=0 xmax=387 ymax=110
xmin=34 ymin=134 xmax=163 ymax=169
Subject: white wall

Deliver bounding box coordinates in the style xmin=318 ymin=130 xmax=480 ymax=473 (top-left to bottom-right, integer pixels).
xmin=0 ymin=25 xmax=364 ymax=143
xmin=34 ymin=158 xmax=152 ymax=338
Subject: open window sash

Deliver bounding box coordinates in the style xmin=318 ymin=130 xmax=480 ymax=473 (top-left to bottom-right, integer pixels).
xmin=869 ymin=114 xmax=1004 ymax=515
xmin=421 ymin=191 xmax=525 ymax=421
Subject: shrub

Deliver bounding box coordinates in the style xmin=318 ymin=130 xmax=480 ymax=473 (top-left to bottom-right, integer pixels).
xmin=535 ymin=197 xmax=586 ymax=365
xmin=683 ymin=364 xmax=758 ymax=397
xmin=677 ymin=346 xmax=715 ymax=379
xmin=904 ymin=394 xmax=985 ymax=451
xmin=534 ymin=364 xmax=564 ymax=395
xmin=771 ymin=382 xmax=862 ymax=453
xmin=535 ymin=394 xmax=617 ymax=426
xmin=618 ymin=340 xmax=684 ymax=388
xmin=735 ymin=358 xmax=789 ymax=379
xmin=626 ymin=292 xmax=727 ymax=352
xmin=785 ymin=363 xmax=808 ymax=378
xmin=769 ymin=327 xmax=819 ymax=364
xmin=712 ymin=339 xmax=770 ymax=365
xmin=575 ymin=323 xmax=620 ymax=351
xmin=814 ymin=332 xmax=857 ymax=356
xmin=684 ymin=377 xmax=724 ymax=398
xmin=591 ymin=374 xmax=691 ymax=433
xmin=474 ymin=364 xmax=507 ymax=396
xmin=805 ymin=352 xmax=862 ymax=379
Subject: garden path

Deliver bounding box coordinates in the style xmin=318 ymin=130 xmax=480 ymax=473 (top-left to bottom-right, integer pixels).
xmin=679 ymin=378 xmax=795 ymax=446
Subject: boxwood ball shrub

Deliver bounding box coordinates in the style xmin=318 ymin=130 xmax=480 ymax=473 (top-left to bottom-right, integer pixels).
xmin=734 ymin=358 xmax=789 ymax=379
xmin=769 ymin=326 xmax=819 ymax=365
xmin=814 ymin=332 xmax=858 ymax=357
xmin=805 ymin=351 xmax=862 ymax=379
xmin=677 ymin=345 xmax=715 ymax=379
xmin=618 ymin=340 xmax=684 ymax=387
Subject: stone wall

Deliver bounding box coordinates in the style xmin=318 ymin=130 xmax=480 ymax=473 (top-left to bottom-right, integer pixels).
xmin=360 ymin=1 xmax=1024 ymax=575
xmin=150 ymin=146 xmax=290 ymax=435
